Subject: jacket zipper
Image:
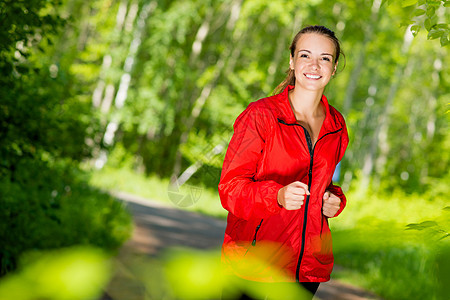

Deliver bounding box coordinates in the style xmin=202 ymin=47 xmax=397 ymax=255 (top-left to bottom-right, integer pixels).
xmin=252 ymin=219 xmax=263 ymax=246
xmin=277 ymin=118 xmax=342 ymax=282
xmin=296 ymin=127 xmax=314 ymax=282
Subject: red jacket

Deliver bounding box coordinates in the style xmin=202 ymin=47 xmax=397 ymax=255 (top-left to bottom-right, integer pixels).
xmin=219 ymin=85 xmax=349 ymax=282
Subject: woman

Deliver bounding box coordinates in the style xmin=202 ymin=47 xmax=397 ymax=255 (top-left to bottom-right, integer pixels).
xmin=219 ymin=25 xmax=349 ymax=299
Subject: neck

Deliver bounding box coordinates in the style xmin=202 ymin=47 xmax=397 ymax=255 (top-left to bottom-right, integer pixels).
xmin=289 ymin=86 xmax=324 ymax=118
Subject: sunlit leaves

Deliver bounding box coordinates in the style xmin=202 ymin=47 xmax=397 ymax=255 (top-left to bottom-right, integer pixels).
xmin=411 ymin=24 xmax=421 ymax=35
xmin=424 ymin=15 xmax=438 ymax=30
xmin=406 ymin=220 xmax=439 ymax=230
xmin=426 ymin=23 xmax=449 ymax=45
xmin=413 ymin=8 xmax=426 ymax=16
xmin=0 ymin=247 xmax=111 ymax=300
xmin=389 ymin=0 xmax=450 ymax=46
xmin=402 ymin=0 xmax=418 ymax=7
xmin=406 ymin=207 xmax=450 ymax=241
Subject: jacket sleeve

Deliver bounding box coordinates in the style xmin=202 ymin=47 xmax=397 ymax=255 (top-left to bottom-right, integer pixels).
xmin=218 ymin=103 xmax=283 ymax=221
xmin=327 ymin=115 xmax=349 ymax=218
xmin=326 ymin=183 xmax=346 ymax=218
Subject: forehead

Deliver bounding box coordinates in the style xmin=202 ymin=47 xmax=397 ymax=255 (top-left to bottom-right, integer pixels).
xmin=294 ymin=33 xmax=336 ymax=55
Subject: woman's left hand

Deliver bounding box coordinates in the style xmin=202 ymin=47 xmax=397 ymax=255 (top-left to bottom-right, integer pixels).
xmin=322 ymin=190 xmax=341 ymax=218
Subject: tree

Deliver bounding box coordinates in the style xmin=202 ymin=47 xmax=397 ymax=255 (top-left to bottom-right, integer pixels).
xmin=383 ymin=0 xmax=450 ymax=46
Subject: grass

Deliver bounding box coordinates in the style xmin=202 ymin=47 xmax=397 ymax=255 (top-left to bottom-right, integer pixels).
xmin=87 ymin=164 xmax=449 ymax=300
xmin=329 ymin=191 xmax=449 ymax=300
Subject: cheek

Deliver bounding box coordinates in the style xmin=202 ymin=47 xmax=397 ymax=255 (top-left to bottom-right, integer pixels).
xmin=322 ymin=64 xmax=335 ymax=75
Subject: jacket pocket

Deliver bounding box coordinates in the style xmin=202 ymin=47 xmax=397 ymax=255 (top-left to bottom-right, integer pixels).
xmin=310 ymin=231 xmax=333 ymax=265
xmin=251 ymin=219 xmax=264 ymax=246
xmin=310 ymin=215 xmax=333 ymax=266
xmin=244 ymin=219 xmax=264 ymax=256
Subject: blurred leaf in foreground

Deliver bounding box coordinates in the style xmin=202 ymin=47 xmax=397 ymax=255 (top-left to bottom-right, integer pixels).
xmin=0 ymin=246 xmax=111 ymax=300
xmin=163 ymin=248 xmax=312 ymax=299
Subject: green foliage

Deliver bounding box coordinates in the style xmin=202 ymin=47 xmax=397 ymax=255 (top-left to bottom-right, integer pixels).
xmin=0 ymin=0 xmax=102 ymax=172
xmin=1 ymin=0 xmax=449 ymax=297
xmin=164 ymin=249 xmax=313 ymax=300
xmin=0 ymin=0 xmax=64 ymax=78
xmin=0 ymin=246 xmax=111 ymax=300
xmin=0 ymin=159 xmax=132 ymax=276
xmin=0 ymin=0 xmax=132 ymax=278
xmin=105 ymin=247 xmax=314 ymax=300
xmin=386 ymin=0 xmax=450 ymax=46
xmin=331 ymin=187 xmax=449 ymax=300
xmin=77 ymin=0 xmax=447 ymax=198
xmin=333 ymin=228 xmax=437 ymax=300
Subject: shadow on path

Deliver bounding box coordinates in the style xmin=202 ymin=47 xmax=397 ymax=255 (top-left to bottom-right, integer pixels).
xmin=102 ymin=191 xmax=382 ymax=300
xmin=121 ymin=195 xmax=226 ymax=255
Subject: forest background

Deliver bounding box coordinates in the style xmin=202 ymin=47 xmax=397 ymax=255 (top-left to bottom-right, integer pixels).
xmin=0 ymin=0 xmax=449 ymax=299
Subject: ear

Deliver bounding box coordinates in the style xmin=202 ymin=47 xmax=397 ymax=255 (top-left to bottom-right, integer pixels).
xmin=289 ymin=56 xmax=294 ymax=70
xmin=332 ymin=61 xmax=338 ymax=76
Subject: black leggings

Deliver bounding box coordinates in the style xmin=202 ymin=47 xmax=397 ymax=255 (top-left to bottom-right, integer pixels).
xmin=300 ymin=282 xmax=320 ymax=295
xmin=221 ymin=280 xmax=320 ymax=299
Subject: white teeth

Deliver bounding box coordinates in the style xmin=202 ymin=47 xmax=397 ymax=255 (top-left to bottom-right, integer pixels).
xmin=305 ymin=74 xmax=321 ymax=79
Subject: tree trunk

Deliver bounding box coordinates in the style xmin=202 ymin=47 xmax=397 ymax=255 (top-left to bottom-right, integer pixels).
xmin=342 ymin=0 xmax=381 ymax=114
xmin=96 ymin=1 xmax=157 ymax=168
xmin=170 ymin=0 xmax=243 ymax=182
xmin=371 ymin=27 xmax=414 ymax=189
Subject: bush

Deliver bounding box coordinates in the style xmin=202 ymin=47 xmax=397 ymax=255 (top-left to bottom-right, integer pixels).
xmin=0 ymin=158 xmax=133 ymax=276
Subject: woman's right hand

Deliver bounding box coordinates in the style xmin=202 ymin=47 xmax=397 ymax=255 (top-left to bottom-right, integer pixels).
xmin=277 ymin=181 xmax=310 ymax=210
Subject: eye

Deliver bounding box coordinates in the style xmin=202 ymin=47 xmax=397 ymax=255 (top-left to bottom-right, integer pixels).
xmin=322 ymin=56 xmax=332 ymax=62
xmin=300 ymin=53 xmax=309 ymax=58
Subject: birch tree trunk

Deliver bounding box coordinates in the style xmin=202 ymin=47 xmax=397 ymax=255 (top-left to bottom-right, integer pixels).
xmin=92 ymin=0 xmax=129 ymax=109
xmin=264 ymin=23 xmax=295 ymax=93
xmin=370 ymin=27 xmax=414 ymax=190
xmin=95 ymin=1 xmax=157 ymax=168
xmin=419 ymin=56 xmax=442 ymax=181
xmin=342 ymin=0 xmax=382 ymax=114
xmin=170 ymin=0 xmax=243 ymax=182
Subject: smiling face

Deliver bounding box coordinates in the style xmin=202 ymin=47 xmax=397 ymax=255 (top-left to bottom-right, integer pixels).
xmin=289 ymin=33 xmax=338 ymax=93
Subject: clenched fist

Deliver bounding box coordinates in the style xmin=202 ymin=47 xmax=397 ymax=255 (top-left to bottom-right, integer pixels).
xmin=277 ymin=181 xmax=310 ymax=210
xmin=322 ymin=190 xmax=341 ymax=217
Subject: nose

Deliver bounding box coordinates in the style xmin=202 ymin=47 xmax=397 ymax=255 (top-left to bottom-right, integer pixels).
xmin=310 ymin=58 xmax=320 ymax=70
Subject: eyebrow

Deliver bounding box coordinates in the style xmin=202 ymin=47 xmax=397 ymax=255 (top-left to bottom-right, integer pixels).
xmin=298 ymin=49 xmax=334 ymax=57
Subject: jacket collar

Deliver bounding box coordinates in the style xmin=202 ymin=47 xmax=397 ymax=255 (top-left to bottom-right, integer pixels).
xmin=276 ymin=85 xmax=343 ymax=136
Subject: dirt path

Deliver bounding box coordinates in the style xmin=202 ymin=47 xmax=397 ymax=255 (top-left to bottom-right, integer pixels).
xmin=103 ymin=191 xmax=381 ymax=300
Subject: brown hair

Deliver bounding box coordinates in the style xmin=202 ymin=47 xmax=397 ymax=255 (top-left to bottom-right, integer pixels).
xmin=273 ymin=25 xmax=343 ymax=95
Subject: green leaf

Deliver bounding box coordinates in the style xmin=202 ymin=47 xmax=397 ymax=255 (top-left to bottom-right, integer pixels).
xmin=406 ymin=221 xmax=438 ymax=230
xmin=426 ymin=6 xmax=435 ymax=17
xmin=433 ymin=23 xmax=449 ymax=29
xmin=419 ymin=221 xmax=438 ymax=228
xmin=440 ymin=34 xmax=449 ymax=46
xmin=401 ymin=0 xmax=417 ymax=7
xmin=445 ymin=2 xmax=450 ymax=8
xmin=406 ymin=224 xmax=424 ymax=230
xmin=424 ymin=16 xmax=437 ymax=30
xmin=411 ymin=25 xmax=421 ymax=36
xmin=428 ymin=28 xmax=444 ymax=40
xmin=414 ymin=9 xmax=426 ymax=16
xmin=438 ymin=233 xmax=449 ymax=240
xmin=426 ymin=1 xmax=442 ymax=7
xmin=418 ymin=0 xmax=426 ymax=5
xmin=424 ymin=19 xmax=432 ymax=30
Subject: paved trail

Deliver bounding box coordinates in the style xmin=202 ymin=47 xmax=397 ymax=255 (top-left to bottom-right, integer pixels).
xmin=103 ymin=192 xmax=381 ymax=300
